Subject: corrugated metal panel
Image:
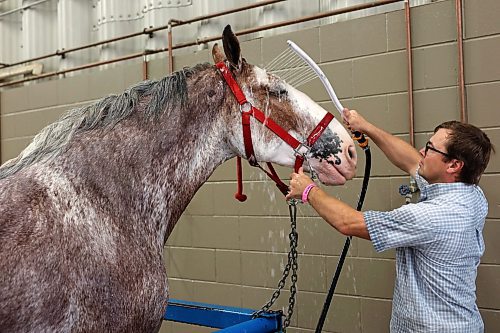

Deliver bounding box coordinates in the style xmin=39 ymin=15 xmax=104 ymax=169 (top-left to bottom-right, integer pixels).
xmin=0 ymin=0 xmax=436 ymax=76
xmin=58 ymin=0 xmax=92 ymax=70
xmin=0 ymin=0 xmax=22 ymax=66
xmin=21 ymin=0 xmax=58 ymax=72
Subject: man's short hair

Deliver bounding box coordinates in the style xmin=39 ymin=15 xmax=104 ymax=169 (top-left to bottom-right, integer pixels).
xmin=435 ymin=121 xmax=494 ymax=185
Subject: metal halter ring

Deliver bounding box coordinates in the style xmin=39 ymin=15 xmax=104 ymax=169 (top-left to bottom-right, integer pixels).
xmin=239 ymin=102 xmax=252 ymax=113
xmin=294 ymin=142 xmax=310 ymax=156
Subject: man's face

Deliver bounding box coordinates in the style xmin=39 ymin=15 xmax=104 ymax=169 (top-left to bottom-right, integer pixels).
xmin=418 ymin=128 xmax=452 ymax=183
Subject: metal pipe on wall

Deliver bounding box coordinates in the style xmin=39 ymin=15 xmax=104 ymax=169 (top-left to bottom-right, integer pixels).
xmin=168 ymin=23 xmax=173 ymax=74
xmin=2 ymin=0 xmax=285 ymax=69
xmin=456 ymin=0 xmax=467 ymax=123
xmin=142 ymin=55 xmax=148 ymax=81
xmin=171 ymin=0 xmax=404 ymax=49
xmin=0 ymin=0 xmax=405 ymax=88
xmin=405 ymin=0 xmax=415 ymax=147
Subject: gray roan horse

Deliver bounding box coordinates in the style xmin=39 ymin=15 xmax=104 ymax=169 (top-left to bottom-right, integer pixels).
xmin=0 ymin=26 xmax=357 ymax=332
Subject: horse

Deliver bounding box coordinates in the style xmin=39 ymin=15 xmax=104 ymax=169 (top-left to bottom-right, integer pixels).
xmin=0 ymin=25 xmax=357 ymax=332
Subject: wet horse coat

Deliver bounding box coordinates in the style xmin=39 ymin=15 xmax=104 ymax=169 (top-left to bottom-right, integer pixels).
xmin=0 ymin=26 xmax=356 ymax=332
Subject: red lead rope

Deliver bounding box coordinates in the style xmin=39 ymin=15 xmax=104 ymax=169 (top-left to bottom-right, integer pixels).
xmin=216 ymin=61 xmax=334 ymax=201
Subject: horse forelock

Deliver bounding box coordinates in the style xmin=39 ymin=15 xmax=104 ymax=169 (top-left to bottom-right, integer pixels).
xmin=244 ymin=65 xmax=303 ymax=140
xmin=0 ymin=63 xmax=213 ymax=180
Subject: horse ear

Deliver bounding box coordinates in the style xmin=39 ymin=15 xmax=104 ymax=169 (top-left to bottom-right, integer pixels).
xmin=212 ymin=43 xmax=225 ymax=64
xmin=222 ymin=25 xmax=242 ymax=69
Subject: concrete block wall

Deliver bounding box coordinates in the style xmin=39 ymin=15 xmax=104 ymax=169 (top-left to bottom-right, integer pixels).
xmin=0 ymin=0 xmax=498 ymax=332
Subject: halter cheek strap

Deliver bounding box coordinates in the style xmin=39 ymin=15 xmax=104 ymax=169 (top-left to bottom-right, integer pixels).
xmin=216 ymin=61 xmax=334 ymax=200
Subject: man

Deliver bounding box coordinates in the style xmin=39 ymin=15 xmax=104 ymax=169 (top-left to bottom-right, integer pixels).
xmin=286 ymin=109 xmax=494 ymax=332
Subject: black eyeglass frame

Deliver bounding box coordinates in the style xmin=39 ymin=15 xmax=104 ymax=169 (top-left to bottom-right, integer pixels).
xmin=424 ymin=142 xmax=451 ymax=158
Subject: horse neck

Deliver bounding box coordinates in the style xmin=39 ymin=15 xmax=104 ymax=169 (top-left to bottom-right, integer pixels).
xmin=50 ymin=72 xmax=234 ymax=247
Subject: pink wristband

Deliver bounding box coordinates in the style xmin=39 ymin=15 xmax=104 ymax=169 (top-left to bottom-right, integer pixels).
xmin=302 ymin=183 xmax=317 ymax=203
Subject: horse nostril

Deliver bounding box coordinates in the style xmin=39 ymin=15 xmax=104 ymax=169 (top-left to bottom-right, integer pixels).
xmin=347 ymin=145 xmax=357 ymax=162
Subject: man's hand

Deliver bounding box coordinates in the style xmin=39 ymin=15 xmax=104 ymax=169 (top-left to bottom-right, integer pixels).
xmin=342 ymin=108 xmax=370 ymax=134
xmin=286 ymin=167 xmax=315 ymax=201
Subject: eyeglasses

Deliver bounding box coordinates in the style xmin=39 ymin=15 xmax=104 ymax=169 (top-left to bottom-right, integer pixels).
xmin=424 ymin=142 xmax=450 ymax=158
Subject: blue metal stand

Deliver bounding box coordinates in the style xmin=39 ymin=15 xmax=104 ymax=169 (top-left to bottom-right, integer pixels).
xmin=164 ymin=299 xmax=283 ymax=332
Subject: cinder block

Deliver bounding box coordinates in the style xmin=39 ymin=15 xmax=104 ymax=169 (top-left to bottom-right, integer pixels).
xmin=0 ymin=86 xmax=30 ymax=114
xmin=297 ymin=292 xmax=361 ymax=332
xmin=482 ymin=220 xmax=500 ymax=265
xmin=481 ymin=308 xmax=500 ymax=333
xmin=148 ymin=57 xmax=170 ymax=81
xmin=241 ymin=285 xmax=290 ymax=311
xmin=173 ymin=49 xmax=211 ymax=71
xmin=191 ymin=216 xmax=239 ymax=250
xmin=191 ymin=280 xmax=242 ymax=308
xmin=387 ymin=10 xmax=406 ymax=52
xmin=168 ymin=277 xmax=196 ymax=301
xmin=353 ymin=51 xmax=407 ymax=97
xmin=28 ymin=79 xmax=58 ymax=110
xmin=215 ymin=249 xmax=241 ymax=284
xmin=464 ymin=0 xmax=500 ymax=38
xmin=57 ymin=73 xmax=91 ymax=105
xmin=296 ymin=216 xmax=355 ymax=257
xmin=241 ymin=251 xmax=268 ymax=287
xmin=352 ymin=257 xmax=396 ymax=299
xmin=123 ymin=60 xmax=144 ymax=87
xmin=166 ymin=247 xmax=216 ymax=281
xmin=240 ymin=38 xmax=263 ymax=67
xmin=1 ymin=137 xmax=32 ymax=163
xmin=1 ymin=105 xmax=75 ymax=139
xmin=320 ymin=14 xmax=387 ymax=62
xmin=184 ymin=182 xmax=214 ymax=216
xmin=88 ymin=66 xmax=126 ymax=100
xmin=468 ymin=82 xmax=500 ymax=128
xmin=464 ymin=35 xmax=500 ymax=84
xmin=297 ymin=254 xmax=326 ymax=293
xmin=419 ymin=43 xmax=458 ymax=89
xmin=410 ymin=0 xmax=456 ymax=47
xmin=413 ymin=86 xmax=460 ymax=132
xmin=477 ymin=264 xmax=500 ymax=309
xmin=482 ymin=129 xmax=499 ymax=173
xmin=480 ymin=174 xmax=500 ymax=219
xmin=360 ymin=297 xmax=392 ymax=333
xmin=165 ymin=215 xmax=193 ymax=248
xmin=262 ymin=27 xmax=320 ymax=70
xmin=239 ymin=216 xmax=289 ymax=252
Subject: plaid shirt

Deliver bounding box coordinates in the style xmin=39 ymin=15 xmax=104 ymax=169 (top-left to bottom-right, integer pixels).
xmin=364 ymin=168 xmax=486 ymax=333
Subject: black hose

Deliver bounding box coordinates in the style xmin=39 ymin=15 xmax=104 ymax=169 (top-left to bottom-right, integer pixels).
xmin=315 ymin=147 xmax=371 ymax=333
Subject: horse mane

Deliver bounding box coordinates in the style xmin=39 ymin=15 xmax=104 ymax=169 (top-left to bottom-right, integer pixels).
xmin=0 ymin=62 xmax=213 ymax=180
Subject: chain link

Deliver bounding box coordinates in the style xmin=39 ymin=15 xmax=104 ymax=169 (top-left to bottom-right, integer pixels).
xmin=253 ymin=200 xmax=299 ymax=331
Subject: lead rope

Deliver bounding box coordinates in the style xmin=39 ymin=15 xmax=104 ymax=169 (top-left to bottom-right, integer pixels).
xmin=253 ymin=200 xmax=299 ymax=332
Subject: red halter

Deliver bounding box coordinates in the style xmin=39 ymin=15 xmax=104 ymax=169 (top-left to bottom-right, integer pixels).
xmin=216 ymin=61 xmax=334 ymax=201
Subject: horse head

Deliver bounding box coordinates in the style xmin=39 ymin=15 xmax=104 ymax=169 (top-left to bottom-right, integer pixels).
xmin=213 ymin=26 xmax=357 ymax=185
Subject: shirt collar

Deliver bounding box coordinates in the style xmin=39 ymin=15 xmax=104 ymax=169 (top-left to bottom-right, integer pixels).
xmin=415 ymin=166 xmax=473 ymax=201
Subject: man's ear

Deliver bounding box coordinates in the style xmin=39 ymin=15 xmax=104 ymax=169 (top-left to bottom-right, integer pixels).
xmin=447 ymin=159 xmax=464 ymax=177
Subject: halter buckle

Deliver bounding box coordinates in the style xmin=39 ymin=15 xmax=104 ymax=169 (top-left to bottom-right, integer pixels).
xmin=239 ymin=102 xmax=252 ymax=113
xmin=294 ymin=142 xmax=310 ymax=157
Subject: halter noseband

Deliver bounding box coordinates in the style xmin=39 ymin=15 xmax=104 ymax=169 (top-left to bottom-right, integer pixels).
xmin=216 ymin=61 xmax=334 ymax=201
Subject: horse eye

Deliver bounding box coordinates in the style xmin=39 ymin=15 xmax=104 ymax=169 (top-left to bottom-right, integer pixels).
xmin=270 ymin=88 xmax=288 ymax=97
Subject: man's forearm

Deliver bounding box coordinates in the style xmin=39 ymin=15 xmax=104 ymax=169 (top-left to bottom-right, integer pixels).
xmin=307 ymin=187 xmax=370 ymax=240
xmin=363 ymin=122 xmax=421 ymax=175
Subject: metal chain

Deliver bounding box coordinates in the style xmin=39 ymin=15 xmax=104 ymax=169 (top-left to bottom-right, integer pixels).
xmin=253 ymin=200 xmax=299 ymax=331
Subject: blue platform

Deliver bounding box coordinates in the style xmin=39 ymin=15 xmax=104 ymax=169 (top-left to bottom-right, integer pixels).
xmin=164 ymin=299 xmax=283 ymax=332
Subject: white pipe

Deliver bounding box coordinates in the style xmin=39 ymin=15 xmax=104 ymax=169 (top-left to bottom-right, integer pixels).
xmin=287 ymin=40 xmax=344 ymax=115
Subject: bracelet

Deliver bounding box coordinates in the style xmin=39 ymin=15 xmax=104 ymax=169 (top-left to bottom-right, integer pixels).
xmin=302 ymin=183 xmax=317 ymax=203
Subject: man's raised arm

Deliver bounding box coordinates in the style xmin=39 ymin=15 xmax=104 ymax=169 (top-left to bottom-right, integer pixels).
xmin=343 ymin=109 xmax=422 ymax=176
